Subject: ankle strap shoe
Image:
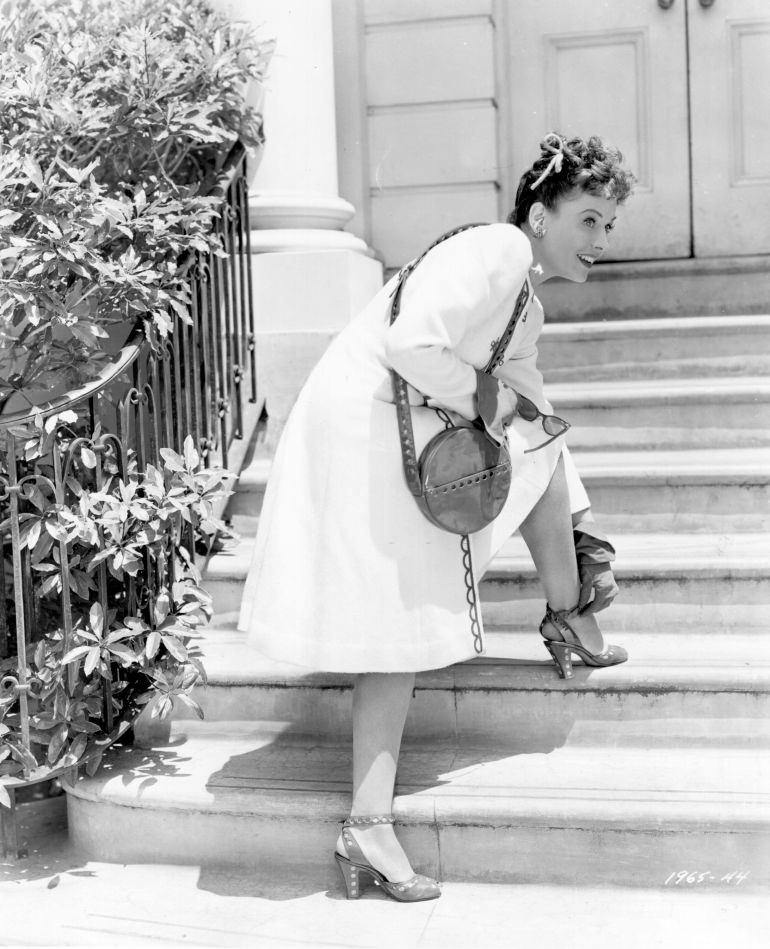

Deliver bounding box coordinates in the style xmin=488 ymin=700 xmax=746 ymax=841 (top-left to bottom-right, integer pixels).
xmin=540 ymin=603 xmax=628 ymax=679
xmin=334 ymin=815 xmax=441 ymax=902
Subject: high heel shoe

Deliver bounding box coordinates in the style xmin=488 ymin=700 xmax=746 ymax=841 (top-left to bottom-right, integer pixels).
xmin=334 ymin=815 xmax=441 ymax=902
xmin=539 ymin=603 xmax=628 ymax=680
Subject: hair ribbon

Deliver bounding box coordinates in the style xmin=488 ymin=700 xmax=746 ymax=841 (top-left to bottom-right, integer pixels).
xmin=530 ymin=135 xmax=565 ymax=190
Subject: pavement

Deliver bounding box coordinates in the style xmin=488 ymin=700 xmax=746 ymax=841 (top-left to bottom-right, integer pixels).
xmin=1 ymin=799 xmax=767 ymax=949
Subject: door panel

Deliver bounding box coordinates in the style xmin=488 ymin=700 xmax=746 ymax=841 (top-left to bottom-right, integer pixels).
xmin=366 ymin=17 xmax=495 ymax=106
xmin=371 ymin=184 xmax=500 ymax=264
xmin=544 ymin=31 xmax=652 ymax=191
xmin=689 ymin=0 xmax=770 ymax=255
xmin=369 ymin=102 xmax=498 ymax=188
xmin=505 ymin=0 xmax=691 ymax=260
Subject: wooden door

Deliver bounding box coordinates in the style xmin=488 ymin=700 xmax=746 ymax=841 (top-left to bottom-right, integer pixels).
xmin=504 ymin=0 xmax=691 ymax=260
xmin=688 ymin=0 xmax=770 ymax=256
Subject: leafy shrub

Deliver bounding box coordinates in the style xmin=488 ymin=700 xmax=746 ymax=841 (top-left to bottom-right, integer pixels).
xmin=0 ymin=0 xmax=271 ymax=796
xmin=0 ymin=0 xmax=273 ymax=406
xmin=0 ymin=425 xmax=235 ymax=796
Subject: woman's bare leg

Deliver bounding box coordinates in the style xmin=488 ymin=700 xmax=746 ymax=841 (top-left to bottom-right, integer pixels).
xmin=518 ymin=455 xmax=604 ymax=652
xmin=336 ymin=672 xmax=416 ymax=882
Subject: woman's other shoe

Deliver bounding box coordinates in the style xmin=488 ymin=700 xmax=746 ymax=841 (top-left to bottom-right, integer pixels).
xmin=540 ymin=603 xmax=628 ymax=679
xmin=334 ymin=815 xmax=441 ymax=902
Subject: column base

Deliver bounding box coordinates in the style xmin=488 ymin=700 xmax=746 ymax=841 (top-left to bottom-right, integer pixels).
xmin=252 ymin=249 xmax=383 ymax=449
xmin=250 ymin=227 xmax=371 ymax=255
xmin=250 ymin=192 xmax=356 ymax=231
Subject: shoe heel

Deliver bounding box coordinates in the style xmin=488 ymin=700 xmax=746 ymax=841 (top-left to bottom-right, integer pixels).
xmin=544 ymin=640 xmax=574 ymax=679
xmin=335 ymin=853 xmax=369 ymax=899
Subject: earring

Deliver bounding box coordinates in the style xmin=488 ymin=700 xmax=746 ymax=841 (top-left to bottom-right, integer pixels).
xmin=534 ymin=224 xmax=547 ymax=239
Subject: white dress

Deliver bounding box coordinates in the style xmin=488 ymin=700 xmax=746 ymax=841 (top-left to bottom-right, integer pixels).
xmin=238 ymin=224 xmax=590 ymax=672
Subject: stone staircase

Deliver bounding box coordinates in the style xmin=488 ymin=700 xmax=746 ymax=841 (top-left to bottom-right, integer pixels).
xmin=65 ymin=312 xmax=770 ymax=889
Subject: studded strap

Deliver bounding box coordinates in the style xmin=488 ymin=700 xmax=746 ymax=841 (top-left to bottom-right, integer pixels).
xmin=389 ymin=224 xmax=530 ymax=499
xmin=486 ymin=281 xmax=530 ymax=371
xmin=341 ymin=815 xmax=394 ymax=868
xmin=340 ymin=817 xmax=427 ymax=892
xmin=544 ymin=604 xmax=614 ymax=659
xmin=344 ymin=814 xmax=395 ymax=826
xmin=340 ymin=825 xmax=368 ymax=867
xmin=390 ymin=224 xmax=485 ymax=498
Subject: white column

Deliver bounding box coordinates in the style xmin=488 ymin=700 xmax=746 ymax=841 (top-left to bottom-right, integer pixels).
xmin=249 ymin=0 xmax=365 ymax=252
xmin=211 ymin=0 xmax=383 ymax=446
xmin=214 ymin=0 xmax=368 ymax=253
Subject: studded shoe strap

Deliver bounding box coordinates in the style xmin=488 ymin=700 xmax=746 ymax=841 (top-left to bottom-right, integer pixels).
xmin=544 ymin=604 xmax=581 ymax=645
xmin=341 ymin=815 xmax=394 ymax=867
xmin=340 ymin=825 xmax=368 ymax=867
xmin=344 ymin=815 xmax=395 ymax=826
xmin=545 ymin=604 xmax=614 ymax=658
xmin=389 ymin=224 xmax=530 ymax=498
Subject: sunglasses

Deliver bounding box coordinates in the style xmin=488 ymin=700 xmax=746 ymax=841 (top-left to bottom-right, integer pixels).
xmin=514 ymin=391 xmax=570 ymax=453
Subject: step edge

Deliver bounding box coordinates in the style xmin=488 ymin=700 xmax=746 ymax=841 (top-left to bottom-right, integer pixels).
xmin=66 ymin=773 xmax=770 ymax=832
xmin=204 ymin=560 xmax=770 ymax=582
xmin=192 ymin=668 xmax=770 ymax=693
xmin=541 ymin=313 xmax=770 ymax=339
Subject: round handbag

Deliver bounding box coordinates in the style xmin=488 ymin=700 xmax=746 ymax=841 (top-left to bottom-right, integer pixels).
xmin=415 ymin=423 xmax=512 ymax=535
xmin=389 ymin=224 xmax=530 ymax=536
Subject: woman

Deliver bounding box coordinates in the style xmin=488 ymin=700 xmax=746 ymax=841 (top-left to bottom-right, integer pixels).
xmin=238 ymin=133 xmax=635 ymax=901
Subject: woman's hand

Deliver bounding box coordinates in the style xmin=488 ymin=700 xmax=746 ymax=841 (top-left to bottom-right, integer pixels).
xmin=572 ymin=512 xmax=619 ymax=614
xmin=577 ymin=560 xmax=619 ymax=614
xmin=475 ymin=372 xmax=518 ymax=442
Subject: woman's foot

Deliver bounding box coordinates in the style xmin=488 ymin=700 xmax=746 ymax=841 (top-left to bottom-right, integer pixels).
xmin=540 ymin=603 xmax=628 ymax=679
xmin=335 ymin=822 xmax=414 ymax=883
xmin=546 ymin=603 xmax=604 ymax=653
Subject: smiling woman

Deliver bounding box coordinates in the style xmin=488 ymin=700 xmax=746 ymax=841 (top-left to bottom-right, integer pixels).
xmin=238 ymin=131 xmax=636 ymax=901
xmin=531 ymin=192 xmax=619 ymax=283
xmin=511 ymin=133 xmax=635 ymax=284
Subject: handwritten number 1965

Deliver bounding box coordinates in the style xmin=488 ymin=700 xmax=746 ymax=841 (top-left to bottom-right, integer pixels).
xmin=664 ymin=870 xmax=750 ymax=886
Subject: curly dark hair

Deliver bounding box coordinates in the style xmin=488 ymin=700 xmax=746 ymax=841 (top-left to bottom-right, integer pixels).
xmin=509 ymin=132 xmax=636 ymax=228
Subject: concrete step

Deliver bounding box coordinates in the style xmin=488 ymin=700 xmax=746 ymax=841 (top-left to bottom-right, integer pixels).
xmin=569 ymin=448 xmax=770 ymax=531
xmin=538 ymin=314 xmax=770 ymax=381
xmin=65 ymin=720 xmax=770 ymax=886
xmin=204 ymin=531 xmax=770 ymax=633
xmin=546 ymin=377 xmax=769 ymax=439
xmin=226 ymin=450 xmax=770 ymax=534
xmin=177 ymin=623 xmax=770 ymax=737
xmin=535 ymin=254 xmax=770 ymax=320
xmin=567 ymin=425 xmax=770 ymax=451
xmin=481 ymin=531 xmax=769 ymax=631
xmin=175 ymin=619 xmax=770 ymax=744
xmin=545 ymin=353 xmax=770 ymax=383
xmin=227 ymin=456 xmax=270 ymax=517
xmin=566 ymin=424 xmax=770 ymax=451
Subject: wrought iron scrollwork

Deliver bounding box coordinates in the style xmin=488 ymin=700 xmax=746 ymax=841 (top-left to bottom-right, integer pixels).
xmin=0 ymin=142 xmax=255 ymax=802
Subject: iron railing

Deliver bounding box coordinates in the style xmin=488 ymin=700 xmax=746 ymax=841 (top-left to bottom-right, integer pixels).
xmin=0 ymin=142 xmax=255 ymax=859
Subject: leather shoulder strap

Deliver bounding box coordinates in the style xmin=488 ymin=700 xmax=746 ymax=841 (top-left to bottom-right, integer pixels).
xmin=390 ymin=224 xmax=487 ymax=497
xmin=389 ymin=222 xmax=487 ymax=327
xmin=482 ymin=280 xmax=530 ymax=373
xmin=388 ymin=223 xmax=529 ymax=497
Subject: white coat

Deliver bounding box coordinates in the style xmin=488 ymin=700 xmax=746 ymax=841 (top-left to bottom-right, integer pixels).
xmin=238 ymin=224 xmax=590 ymax=672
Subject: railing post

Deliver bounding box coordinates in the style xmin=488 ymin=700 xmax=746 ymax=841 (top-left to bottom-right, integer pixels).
xmin=236 ymin=169 xmax=258 ymax=405
xmin=1 ymin=789 xmax=20 ymax=861
xmin=7 ymin=436 xmax=32 ymax=768
xmin=0 ymin=539 xmax=8 ymax=660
